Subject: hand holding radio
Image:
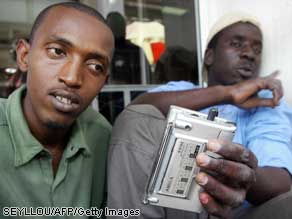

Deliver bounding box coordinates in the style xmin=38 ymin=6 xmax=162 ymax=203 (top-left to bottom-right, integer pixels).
xmin=195 ymin=139 xmax=258 ymax=219
xmin=144 ymin=106 xmax=238 ymax=213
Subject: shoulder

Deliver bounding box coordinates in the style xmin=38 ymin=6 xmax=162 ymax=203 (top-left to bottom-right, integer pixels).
xmin=76 ymin=107 xmax=112 ymax=157
xmin=110 ymin=104 xmax=166 ymax=156
xmin=0 ymin=98 xmax=7 ymax=125
xmin=112 ymin=104 xmax=165 ymax=135
xmin=78 ymin=106 xmax=112 ymax=136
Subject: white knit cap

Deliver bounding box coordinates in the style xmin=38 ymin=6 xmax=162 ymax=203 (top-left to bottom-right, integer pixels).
xmin=202 ymin=12 xmax=262 ymax=85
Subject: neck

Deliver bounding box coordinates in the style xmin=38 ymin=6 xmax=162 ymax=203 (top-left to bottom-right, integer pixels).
xmin=207 ymin=72 xmax=220 ymax=87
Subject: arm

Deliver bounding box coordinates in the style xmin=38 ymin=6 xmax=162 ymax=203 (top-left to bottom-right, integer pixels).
xmin=132 ymin=85 xmax=231 ymax=116
xmin=132 ymin=72 xmax=282 ymax=116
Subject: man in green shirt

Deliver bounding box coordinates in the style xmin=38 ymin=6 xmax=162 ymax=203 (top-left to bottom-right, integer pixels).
xmin=0 ymin=2 xmax=114 ymax=218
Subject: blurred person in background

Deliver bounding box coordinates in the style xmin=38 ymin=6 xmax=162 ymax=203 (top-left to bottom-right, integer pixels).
xmin=154 ymin=46 xmax=198 ymax=84
xmin=106 ymin=12 xmax=150 ymax=84
xmin=0 ymin=39 xmax=27 ymax=98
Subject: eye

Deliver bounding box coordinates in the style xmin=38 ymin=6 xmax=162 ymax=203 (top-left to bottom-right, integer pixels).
xmin=88 ymin=62 xmax=105 ymax=75
xmin=47 ymin=47 xmax=66 ymax=58
xmin=230 ymin=40 xmax=242 ymax=48
xmin=253 ymin=45 xmax=262 ymax=55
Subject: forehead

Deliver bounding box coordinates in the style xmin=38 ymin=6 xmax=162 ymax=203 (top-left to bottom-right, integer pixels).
xmin=31 ymin=6 xmax=114 ymax=57
xmin=219 ymin=22 xmax=262 ymax=43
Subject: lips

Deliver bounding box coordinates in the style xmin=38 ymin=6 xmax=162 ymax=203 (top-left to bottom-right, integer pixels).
xmin=49 ymin=89 xmax=81 ymax=114
xmin=237 ymin=65 xmax=254 ymax=78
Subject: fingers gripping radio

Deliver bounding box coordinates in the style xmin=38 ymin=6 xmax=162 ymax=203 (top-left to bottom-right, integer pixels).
xmin=143 ymin=106 xmax=236 ymax=212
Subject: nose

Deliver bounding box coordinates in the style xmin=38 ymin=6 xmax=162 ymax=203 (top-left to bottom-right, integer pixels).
xmin=58 ymin=59 xmax=83 ymax=88
xmin=240 ymin=44 xmax=255 ymax=61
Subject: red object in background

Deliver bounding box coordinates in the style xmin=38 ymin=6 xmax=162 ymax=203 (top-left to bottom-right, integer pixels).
xmin=151 ymin=42 xmax=165 ymax=63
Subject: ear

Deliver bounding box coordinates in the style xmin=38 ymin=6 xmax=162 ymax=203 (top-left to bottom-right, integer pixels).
xmin=16 ymin=39 xmax=30 ymax=72
xmin=204 ymin=48 xmax=214 ymax=67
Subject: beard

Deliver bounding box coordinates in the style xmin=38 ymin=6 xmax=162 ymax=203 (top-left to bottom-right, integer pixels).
xmin=45 ymin=120 xmax=71 ymax=130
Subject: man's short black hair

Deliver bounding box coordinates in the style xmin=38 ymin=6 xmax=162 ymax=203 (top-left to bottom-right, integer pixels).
xmin=29 ymin=2 xmax=106 ymax=43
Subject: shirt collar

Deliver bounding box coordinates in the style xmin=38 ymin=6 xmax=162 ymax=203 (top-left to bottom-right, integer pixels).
xmin=6 ymin=86 xmax=91 ymax=167
xmin=65 ymin=120 xmax=91 ymax=159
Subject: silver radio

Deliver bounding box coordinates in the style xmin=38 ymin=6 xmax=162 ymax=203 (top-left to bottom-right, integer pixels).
xmin=143 ymin=105 xmax=236 ymax=213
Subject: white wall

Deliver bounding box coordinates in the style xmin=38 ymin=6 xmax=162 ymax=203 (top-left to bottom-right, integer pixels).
xmin=198 ymin=0 xmax=292 ymax=105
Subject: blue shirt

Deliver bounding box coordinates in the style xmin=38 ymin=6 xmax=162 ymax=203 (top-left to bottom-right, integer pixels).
xmin=149 ymin=81 xmax=292 ymax=174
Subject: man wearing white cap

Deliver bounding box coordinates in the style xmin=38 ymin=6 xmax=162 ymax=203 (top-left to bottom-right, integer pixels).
xmin=107 ymin=13 xmax=292 ymax=218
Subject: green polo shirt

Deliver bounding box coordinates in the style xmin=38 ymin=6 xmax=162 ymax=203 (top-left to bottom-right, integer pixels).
xmin=0 ymin=86 xmax=111 ymax=218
